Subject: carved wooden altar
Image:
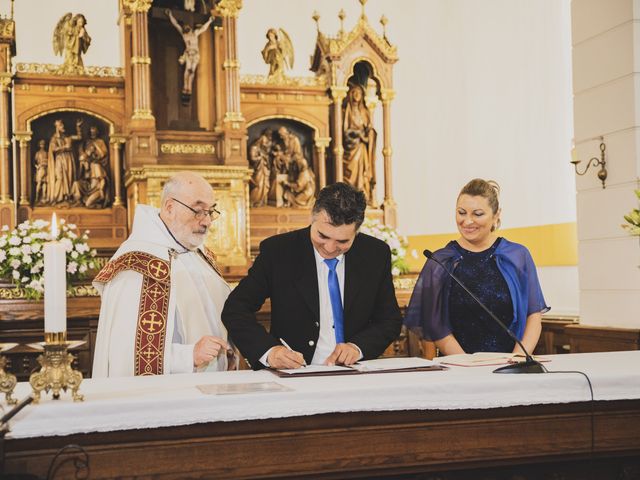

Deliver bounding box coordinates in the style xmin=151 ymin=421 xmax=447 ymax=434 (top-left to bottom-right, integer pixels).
xmin=309 ymin=3 xmax=399 ymax=226
xmin=0 ymin=0 xmax=399 ymax=264
xmin=0 ymin=0 xmax=252 ymax=266
xmin=240 ymin=1 xmax=399 ymax=252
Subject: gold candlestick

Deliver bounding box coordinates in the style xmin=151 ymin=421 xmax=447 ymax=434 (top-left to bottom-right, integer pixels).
xmin=0 ymin=355 xmax=17 ymax=405
xmin=29 ymin=332 xmax=84 ymax=403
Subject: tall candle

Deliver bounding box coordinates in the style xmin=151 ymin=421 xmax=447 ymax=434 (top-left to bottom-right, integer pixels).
xmin=44 ymin=213 xmax=66 ymax=333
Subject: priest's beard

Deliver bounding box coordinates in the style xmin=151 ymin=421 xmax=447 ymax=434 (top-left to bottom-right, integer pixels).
xmin=186 ymin=227 xmax=207 ymax=250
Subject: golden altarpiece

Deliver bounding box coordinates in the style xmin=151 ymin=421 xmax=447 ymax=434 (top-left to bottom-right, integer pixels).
xmin=0 ymin=0 xmax=409 ymax=379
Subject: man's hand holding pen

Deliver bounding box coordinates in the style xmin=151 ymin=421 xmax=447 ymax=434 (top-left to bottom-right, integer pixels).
xmin=267 ymin=338 xmax=306 ymax=369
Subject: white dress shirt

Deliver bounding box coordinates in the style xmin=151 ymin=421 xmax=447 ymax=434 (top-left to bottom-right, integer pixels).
xmin=259 ymin=247 xmax=362 ymax=367
xmin=310 ymin=248 xmax=345 ymax=364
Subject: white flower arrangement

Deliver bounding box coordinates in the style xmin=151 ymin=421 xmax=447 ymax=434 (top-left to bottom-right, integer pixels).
xmin=0 ymin=219 xmax=97 ymax=299
xmin=359 ymin=218 xmax=410 ymax=276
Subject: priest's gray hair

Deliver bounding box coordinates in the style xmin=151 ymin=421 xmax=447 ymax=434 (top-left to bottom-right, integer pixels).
xmin=160 ymin=177 xmax=181 ymax=205
xmin=160 ymin=171 xmax=213 ymax=207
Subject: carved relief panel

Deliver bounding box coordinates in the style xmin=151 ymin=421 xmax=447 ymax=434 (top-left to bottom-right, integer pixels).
xmin=247 ymin=119 xmax=316 ymax=209
xmin=29 ymin=112 xmax=112 ymax=209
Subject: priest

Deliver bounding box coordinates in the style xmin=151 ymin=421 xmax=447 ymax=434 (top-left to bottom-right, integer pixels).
xmin=92 ymin=171 xmax=234 ymax=377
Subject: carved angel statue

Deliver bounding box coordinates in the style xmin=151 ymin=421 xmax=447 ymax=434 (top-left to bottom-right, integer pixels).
xmin=261 ymin=28 xmax=294 ymax=78
xmin=53 ymin=13 xmax=92 ymax=74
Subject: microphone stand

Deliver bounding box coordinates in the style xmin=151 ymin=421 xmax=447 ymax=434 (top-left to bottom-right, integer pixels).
xmin=1 ymin=395 xmax=34 ymax=472
xmin=424 ymin=250 xmax=546 ymax=374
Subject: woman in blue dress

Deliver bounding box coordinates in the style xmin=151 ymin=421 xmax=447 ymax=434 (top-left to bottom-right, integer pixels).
xmin=404 ymin=179 xmax=549 ymax=355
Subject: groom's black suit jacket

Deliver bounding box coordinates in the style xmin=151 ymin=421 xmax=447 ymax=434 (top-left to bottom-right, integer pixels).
xmin=222 ymin=227 xmax=403 ymax=369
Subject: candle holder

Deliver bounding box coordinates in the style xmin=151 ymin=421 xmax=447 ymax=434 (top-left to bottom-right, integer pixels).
xmin=0 ymin=355 xmax=17 ymax=405
xmin=571 ymin=138 xmax=608 ymax=189
xmin=29 ymin=332 xmax=84 ymax=403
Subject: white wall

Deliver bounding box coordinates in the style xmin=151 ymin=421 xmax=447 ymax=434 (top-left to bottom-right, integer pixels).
xmin=239 ymin=0 xmax=576 ymax=236
xmin=571 ymin=0 xmax=640 ymax=327
xmin=7 ymin=0 xmax=120 ymax=68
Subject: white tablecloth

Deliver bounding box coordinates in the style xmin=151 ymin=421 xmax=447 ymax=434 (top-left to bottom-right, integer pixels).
xmin=6 ymin=351 xmax=640 ymax=439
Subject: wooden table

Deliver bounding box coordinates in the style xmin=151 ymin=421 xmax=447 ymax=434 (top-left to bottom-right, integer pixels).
xmin=3 ymin=352 xmax=640 ymax=479
xmin=3 ymin=401 xmax=640 ymax=479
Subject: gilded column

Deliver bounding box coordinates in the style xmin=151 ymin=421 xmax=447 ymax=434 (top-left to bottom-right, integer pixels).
xmin=110 ymin=135 xmax=127 ymax=206
xmin=124 ymin=0 xmax=154 ymax=122
xmin=0 ymin=73 xmax=11 ymax=203
xmin=330 ymin=86 xmax=348 ymax=183
xmin=213 ymin=0 xmax=246 ymax=166
xmin=314 ymin=137 xmax=331 ymax=190
xmin=0 ymin=15 xmax=15 ymax=227
xmin=380 ymin=88 xmax=397 ymax=227
xmin=14 ymin=132 xmax=32 ymax=206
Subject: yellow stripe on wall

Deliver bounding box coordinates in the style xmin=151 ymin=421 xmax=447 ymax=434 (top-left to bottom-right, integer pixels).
xmin=406 ymin=222 xmax=577 ymax=272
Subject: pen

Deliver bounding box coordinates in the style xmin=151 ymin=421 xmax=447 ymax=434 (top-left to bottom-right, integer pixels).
xmin=279 ymin=338 xmax=307 ymax=367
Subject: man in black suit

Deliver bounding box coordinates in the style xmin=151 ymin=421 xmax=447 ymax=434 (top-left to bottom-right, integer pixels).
xmin=222 ymin=182 xmax=402 ymax=369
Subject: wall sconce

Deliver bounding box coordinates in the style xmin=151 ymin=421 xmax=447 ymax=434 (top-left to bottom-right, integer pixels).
xmin=571 ymin=137 xmax=607 ymax=189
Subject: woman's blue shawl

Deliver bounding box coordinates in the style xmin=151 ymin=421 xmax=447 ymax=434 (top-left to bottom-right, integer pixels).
xmin=404 ymin=238 xmax=550 ymax=342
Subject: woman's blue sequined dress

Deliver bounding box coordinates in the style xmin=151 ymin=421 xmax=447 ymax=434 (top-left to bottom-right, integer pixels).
xmin=448 ymin=238 xmax=515 ymax=353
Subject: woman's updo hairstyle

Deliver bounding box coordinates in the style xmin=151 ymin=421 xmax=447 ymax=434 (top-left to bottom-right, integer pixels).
xmin=458 ymin=178 xmax=501 ymax=230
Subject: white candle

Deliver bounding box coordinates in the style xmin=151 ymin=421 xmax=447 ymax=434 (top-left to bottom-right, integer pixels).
xmin=44 ymin=213 xmax=67 ymax=334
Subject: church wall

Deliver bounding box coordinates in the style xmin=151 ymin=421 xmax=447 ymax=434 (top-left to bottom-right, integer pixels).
xmin=571 ymin=0 xmax=640 ymax=328
xmin=11 ymin=0 xmax=120 ymax=68
xmin=8 ymin=0 xmax=582 ymax=316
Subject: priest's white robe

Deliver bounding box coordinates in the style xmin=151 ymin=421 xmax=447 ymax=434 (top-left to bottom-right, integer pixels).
xmin=92 ymin=204 xmax=231 ymax=377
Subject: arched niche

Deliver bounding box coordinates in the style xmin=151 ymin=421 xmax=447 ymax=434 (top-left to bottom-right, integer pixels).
xmin=28 ymin=111 xmax=112 ymax=208
xmin=345 ymin=59 xmax=381 ymax=101
xmin=19 ymin=101 xmax=121 ymax=135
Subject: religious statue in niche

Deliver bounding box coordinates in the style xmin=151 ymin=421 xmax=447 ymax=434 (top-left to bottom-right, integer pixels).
xmin=33 ymin=140 xmax=49 ymax=206
xmin=48 ymin=119 xmax=82 ymax=205
xmin=165 ymin=9 xmax=213 ymax=103
xmin=247 ymin=127 xmax=316 ymax=208
xmin=283 ymin=157 xmax=316 ymax=208
xmin=248 ymin=129 xmax=272 ymax=207
xmin=36 ymin=119 xmax=112 ymax=209
xmin=77 ymin=125 xmax=111 ymax=209
xmin=343 ymin=83 xmax=377 ymax=205
xmin=261 ymin=28 xmax=294 ymax=79
xmin=53 ymin=13 xmax=92 ymax=74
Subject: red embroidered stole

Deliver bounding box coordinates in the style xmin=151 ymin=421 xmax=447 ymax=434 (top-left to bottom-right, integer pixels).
xmin=198 ymin=246 xmax=223 ymax=277
xmin=94 ymin=251 xmax=171 ymax=376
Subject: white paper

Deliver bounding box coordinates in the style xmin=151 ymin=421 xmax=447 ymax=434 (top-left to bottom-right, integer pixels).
xmin=352 ymin=357 xmax=436 ymax=372
xmin=196 ymin=382 xmax=293 ymax=395
xmin=278 ymin=365 xmax=353 ymax=375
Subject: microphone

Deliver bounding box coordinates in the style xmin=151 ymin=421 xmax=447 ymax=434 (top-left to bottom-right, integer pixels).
xmin=423 ymin=249 xmax=545 ymax=374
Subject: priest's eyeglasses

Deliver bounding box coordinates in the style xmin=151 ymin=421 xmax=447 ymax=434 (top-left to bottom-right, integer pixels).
xmin=172 ymin=197 xmax=220 ymax=221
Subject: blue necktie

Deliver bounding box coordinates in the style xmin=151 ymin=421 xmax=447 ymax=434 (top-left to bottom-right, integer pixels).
xmin=324 ymin=258 xmax=344 ymax=344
